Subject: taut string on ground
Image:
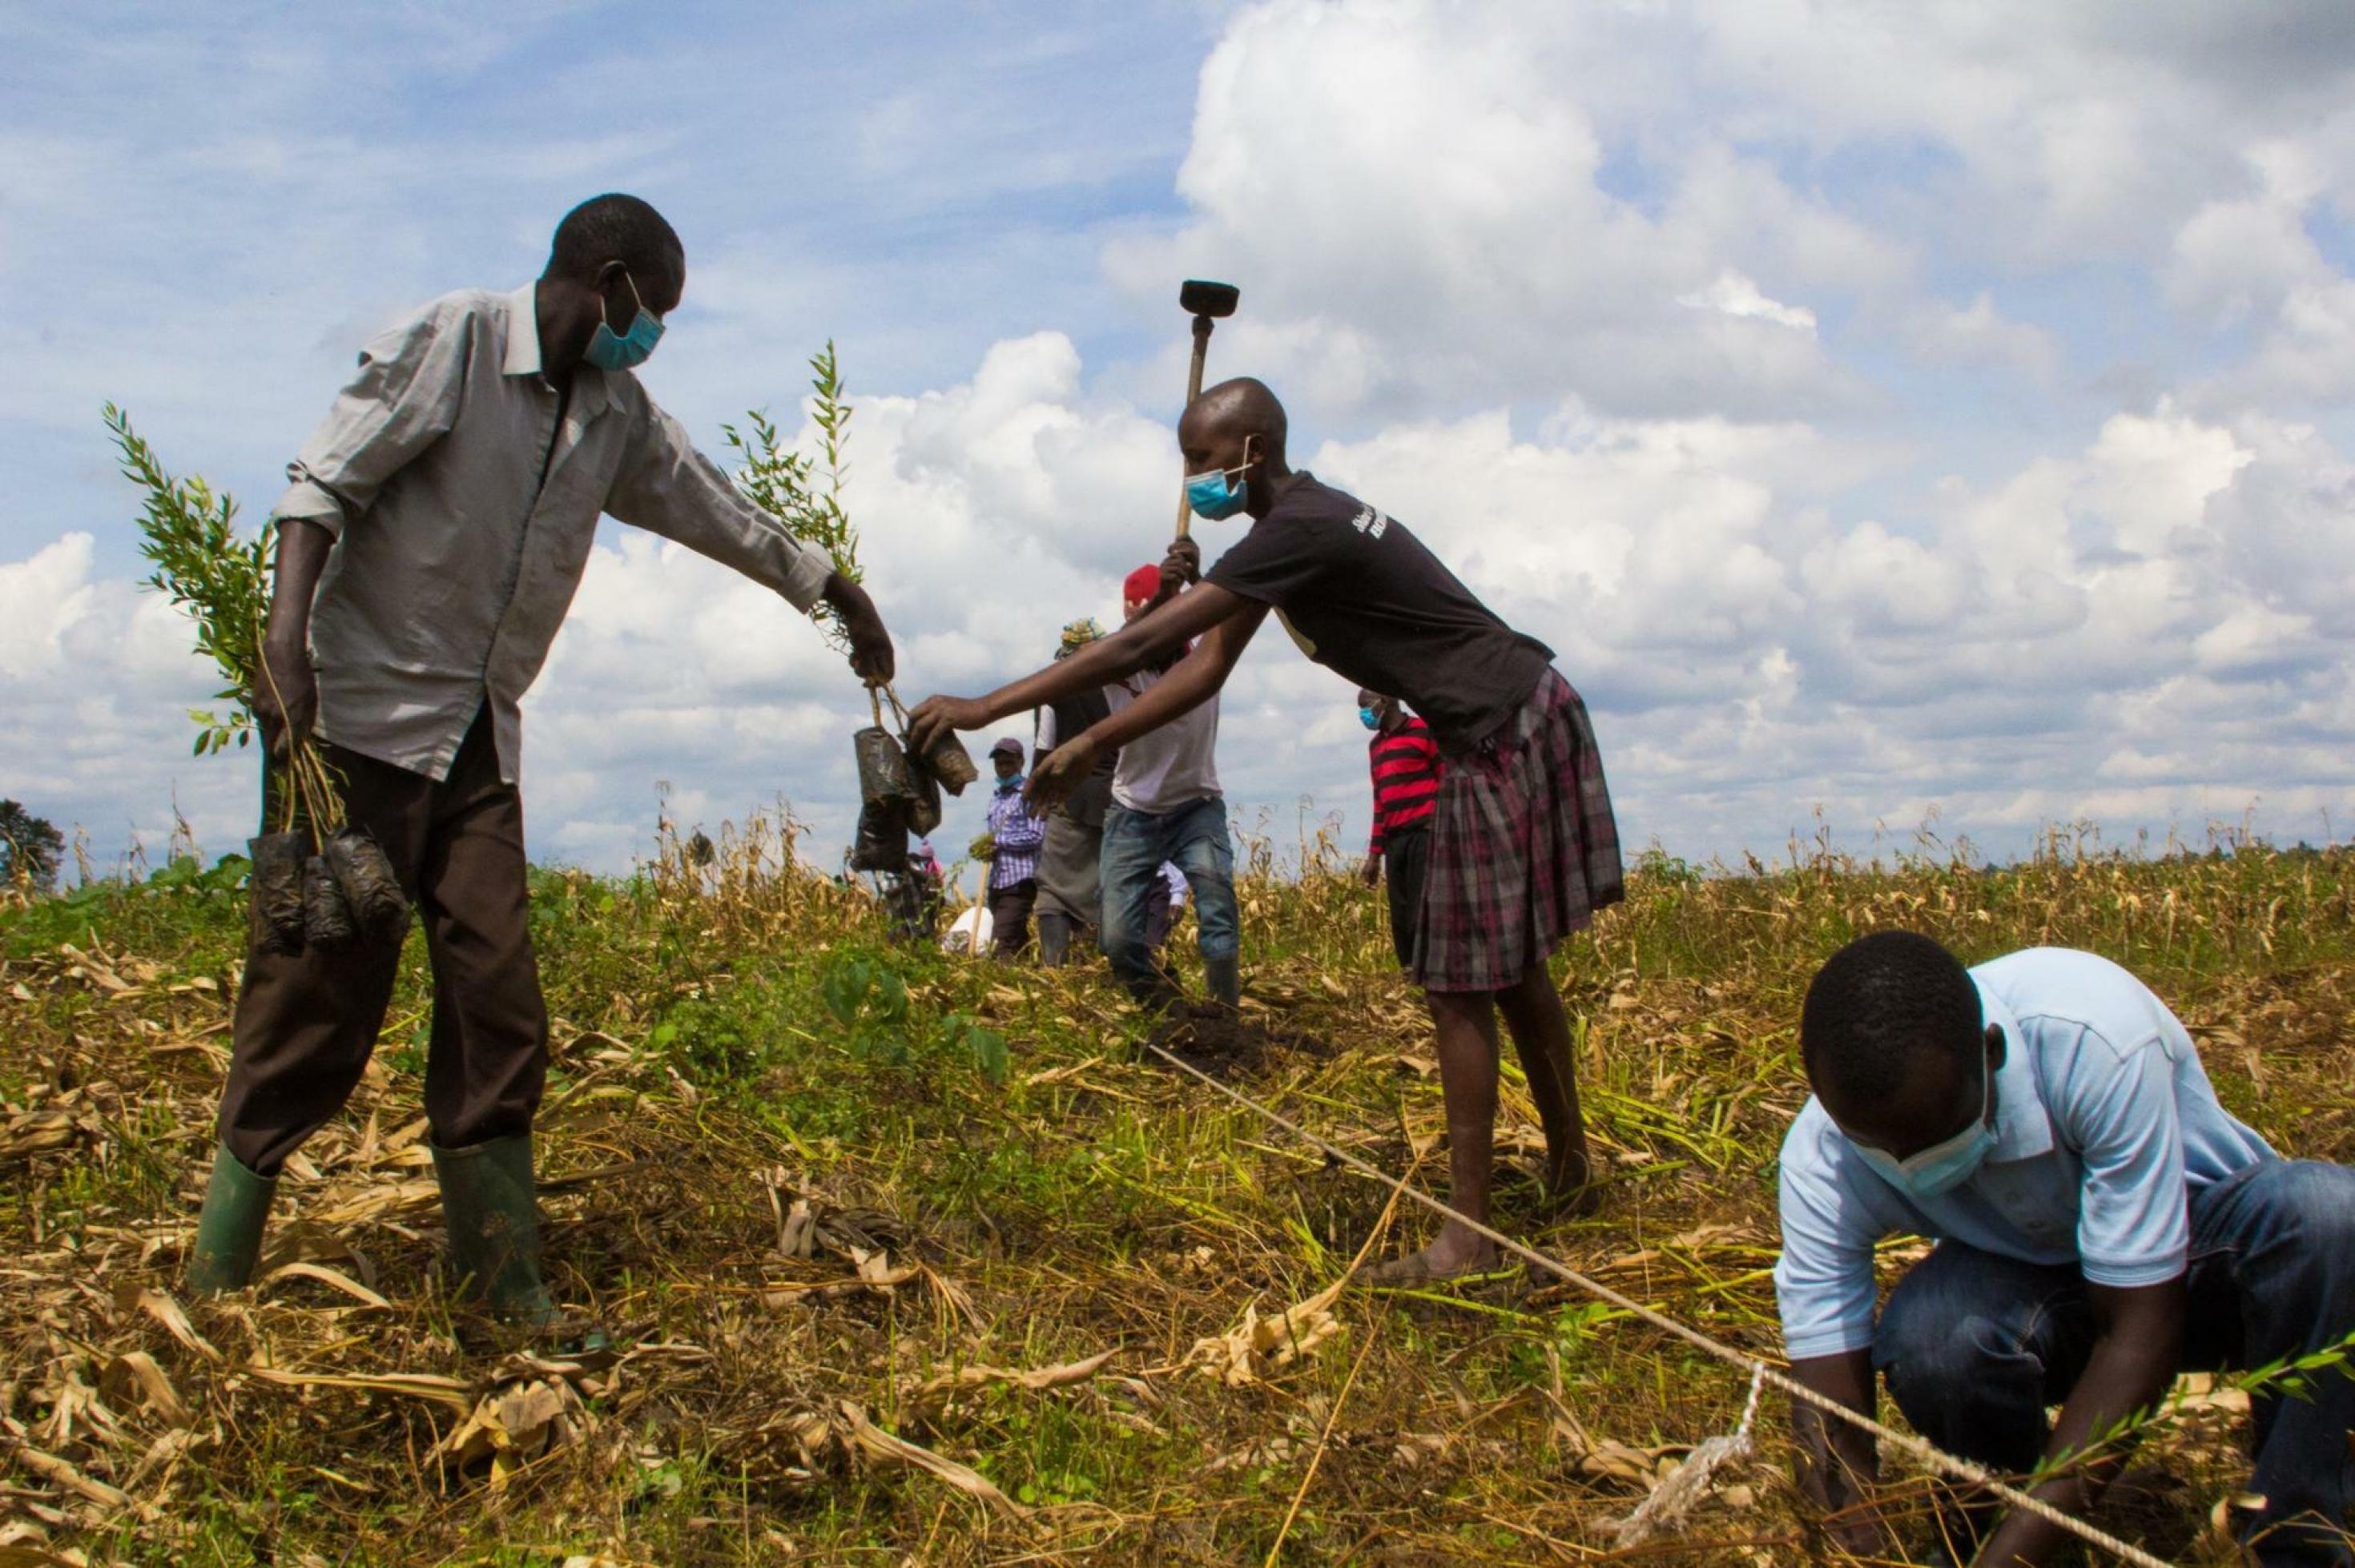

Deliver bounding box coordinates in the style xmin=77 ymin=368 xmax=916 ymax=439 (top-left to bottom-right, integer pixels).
xmin=1134 ymin=1033 xmax=2174 ymax=1568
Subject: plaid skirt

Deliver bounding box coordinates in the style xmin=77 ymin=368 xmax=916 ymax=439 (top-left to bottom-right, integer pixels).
xmin=1412 ymin=668 xmax=1624 ymax=993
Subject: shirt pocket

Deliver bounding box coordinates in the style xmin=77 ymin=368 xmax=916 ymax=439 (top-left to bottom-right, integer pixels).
xmin=1975 ymin=1154 xmax=2081 ymax=1256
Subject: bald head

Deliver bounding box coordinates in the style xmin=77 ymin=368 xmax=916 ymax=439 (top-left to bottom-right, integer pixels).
xmin=1181 ymin=377 xmax=1287 ymax=456
xmin=1178 ymin=377 xmax=1292 ymax=519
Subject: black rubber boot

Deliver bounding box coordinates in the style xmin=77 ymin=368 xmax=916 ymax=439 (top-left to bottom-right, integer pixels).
xmin=1037 ymin=910 xmax=1073 ymax=967
xmin=187 ymin=1143 xmax=276 ymax=1295
xmin=1204 ymin=955 xmax=1242 ymax=1011
xmin=431 ymin=1133 xmax=561 ymax=1329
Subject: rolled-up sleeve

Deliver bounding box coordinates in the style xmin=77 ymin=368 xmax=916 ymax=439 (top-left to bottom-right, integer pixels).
xmin=274 ymin=304 xmax=469 ymax=537
xmin=604 ymin=401 xmax=834 ymax=612
xmin=1775 ymin=1116 xmax=1886 ymax=1360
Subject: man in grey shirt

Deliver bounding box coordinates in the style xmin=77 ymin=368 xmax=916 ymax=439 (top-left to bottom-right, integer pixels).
xmin=1095 ymin=557 xmax=1240 ymax=1011
xmin=187 ymin=195 xmax=894 ymax=1329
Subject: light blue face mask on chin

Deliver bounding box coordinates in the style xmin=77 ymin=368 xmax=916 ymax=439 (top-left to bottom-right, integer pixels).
xmin=1359 ymin=706 xmax=1382 ymax=731
xmin=1849 ymin=1059 xmax=1998 ymax=1200
xmin=583 ymin=269 xmax=665 ymax=372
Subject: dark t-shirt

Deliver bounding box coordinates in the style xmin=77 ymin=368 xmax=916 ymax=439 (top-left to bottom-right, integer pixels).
xmin=1041 ymin=685 xmax=1117 ymax=828
xmin=1206 ymin=473 xmax=1553 ymax=754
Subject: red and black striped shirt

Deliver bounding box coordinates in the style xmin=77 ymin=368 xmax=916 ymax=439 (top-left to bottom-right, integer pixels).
xmin=1367 ymin=716 xmax=1443 ymax=854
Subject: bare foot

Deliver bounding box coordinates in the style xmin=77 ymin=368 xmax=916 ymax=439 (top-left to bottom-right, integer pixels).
xmin=1359 ymin=1222 xmax=1500 ymax=1285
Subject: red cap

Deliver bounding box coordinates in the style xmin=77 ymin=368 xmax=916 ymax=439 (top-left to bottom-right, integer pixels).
xmin=1124 ymin=565 xmax=1163 ymax=605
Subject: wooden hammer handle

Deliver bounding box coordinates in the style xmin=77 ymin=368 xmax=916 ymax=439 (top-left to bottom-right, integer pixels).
xmin=1173 ymin=315 xmax=1215 ymax=540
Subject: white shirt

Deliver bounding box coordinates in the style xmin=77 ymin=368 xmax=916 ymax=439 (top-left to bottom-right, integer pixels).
xmin=1105 ymin=665 xmax=1222 ymax=814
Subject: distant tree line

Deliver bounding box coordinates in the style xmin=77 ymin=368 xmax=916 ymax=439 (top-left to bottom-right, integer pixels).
xmin=0 ymin=800 xmax=62 ymax=893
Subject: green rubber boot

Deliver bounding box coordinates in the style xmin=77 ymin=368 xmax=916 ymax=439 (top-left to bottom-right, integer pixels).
xmin=431 ymin=1133 xmax=560 ymax=1329
xmin=187 ymin=1143 xmax=276 ymax=1295
xmin=1204 ymin=955 xmax=1242 ymax=1011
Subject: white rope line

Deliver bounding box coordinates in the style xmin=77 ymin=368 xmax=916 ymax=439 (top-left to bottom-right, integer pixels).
xmin=1138 ymin=1035 xmax=2172 ymax=1568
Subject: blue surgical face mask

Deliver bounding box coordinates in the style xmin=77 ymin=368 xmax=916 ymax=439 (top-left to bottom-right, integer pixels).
xmin=1847 ymin=1057 xmax=1998 ymax=1200
xmin=1184 ymin=444 xmax=1257 ymax=521
xmin=1185 ymin=467 xmax=1248 ymax=521
xmin=1359 ymin=706 xmax=1383 ymax=731
xmin=583 ymin=269 xmax=665 ymax=372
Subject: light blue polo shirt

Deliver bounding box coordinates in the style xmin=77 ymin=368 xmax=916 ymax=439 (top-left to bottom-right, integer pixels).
xmin=1774 ymin=947 xmax=2276 ymax=1361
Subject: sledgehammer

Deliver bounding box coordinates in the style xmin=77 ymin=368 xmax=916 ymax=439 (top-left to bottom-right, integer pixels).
xmin=1173 ymin=279 xmax=1240 ymax=541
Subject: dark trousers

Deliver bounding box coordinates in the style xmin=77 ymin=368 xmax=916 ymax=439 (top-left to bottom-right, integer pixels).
xmin=1875 ymin=1160 xmax=2355 ymax=1566
xmin=1037 ymin=909 xmax=1089 ymax=967
xmin=1383 ymin=824 xmax=1430 ymax=971
xmin=1142 ymin=887 xmax=1182 ymax=952
xmin=1101 ymin=798 xmax=1237 ymax=1000
xmin=988 ymin=876 xmax=1037 ymax=959
xmin=218 ymin=710 xmax=546 ymax=1176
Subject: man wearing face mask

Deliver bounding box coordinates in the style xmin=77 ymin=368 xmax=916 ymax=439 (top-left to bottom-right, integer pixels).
xmin=185 ymin=194 xmax=896 ymax=1330
xmin=981 ymin=737 xmax=1047 ymax=959
xmin=912 ymin=379 xmax=1623 ymax=1281
xmin=1777 ymin=932 xmax=2355 ymax=1566
xmin=1356 ymin=690 xmax=1440 ymax=971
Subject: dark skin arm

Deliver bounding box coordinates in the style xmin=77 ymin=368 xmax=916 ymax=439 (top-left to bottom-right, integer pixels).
xmin=1975 ymin=1277 xmax=2184 ymax=1566
xmin=1024 ymin=603 xmax=1268 ymax=814
xmin=1788 ymin=1350 xmax=1889 ymax=1557
xmin=255 ymin=517 xmax=335 ymax=762
xmin=907 ymin=572 xmax=1248 ymax=753
xmin=1789 ymin=1279 xmax=2185 ymax=1566
xmin=820 ymin=570 xmax=896 ymax=684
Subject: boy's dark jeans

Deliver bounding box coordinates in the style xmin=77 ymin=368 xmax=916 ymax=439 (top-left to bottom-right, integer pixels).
xmin=1874 ymin=1160 xmax=2355 ymax=1565
xmin=1101 ymin=798 xmax=1237 ymax=1003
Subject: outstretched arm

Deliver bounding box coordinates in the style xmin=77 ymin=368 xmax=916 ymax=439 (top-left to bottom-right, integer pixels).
xmin=606 ymin=405 xmax=895 ymax=682
xmin=908 ymin=577 xmax=1249 ymax=752
xmin=1025 ymin=603 xmax=1266 ymax=812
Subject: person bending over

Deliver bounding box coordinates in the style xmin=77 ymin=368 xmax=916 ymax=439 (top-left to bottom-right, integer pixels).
xmin=1777 ymin=932 xmax=2355 ymax=1566
xmin=912 ymin=378 xmax=1621 ymax=1281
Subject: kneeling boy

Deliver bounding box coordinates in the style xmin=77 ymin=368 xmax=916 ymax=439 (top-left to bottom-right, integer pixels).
xmin=1777 ymin=932 xmax=2355 ymax=1566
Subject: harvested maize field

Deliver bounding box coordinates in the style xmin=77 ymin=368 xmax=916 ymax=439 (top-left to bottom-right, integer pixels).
xmin=4 ymin=817 xmax=2351 ymax=1565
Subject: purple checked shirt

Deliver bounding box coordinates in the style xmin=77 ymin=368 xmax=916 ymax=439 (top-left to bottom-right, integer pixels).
xmin=985 ymin=782 xmax=1045 ymax=891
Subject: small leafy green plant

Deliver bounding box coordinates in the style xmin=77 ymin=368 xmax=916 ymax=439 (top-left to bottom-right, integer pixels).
xmin=720 ymin=342 xmax=864 ymax=655
xmin=107 ymin=404 xmax=271 ymax=758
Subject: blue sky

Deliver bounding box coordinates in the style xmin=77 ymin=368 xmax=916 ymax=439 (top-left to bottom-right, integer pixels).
xmin=9 ymin=1 xmax=2355 ymax=883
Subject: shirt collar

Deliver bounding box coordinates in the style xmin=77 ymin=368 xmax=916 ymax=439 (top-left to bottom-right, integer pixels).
xmin=501 ymin=283 xmax=544 ymax=378
xmin=502 ymin=280 xmax=613 ymax=421
xmin=1977 ymin=974 xmax=2054 ymax=1162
